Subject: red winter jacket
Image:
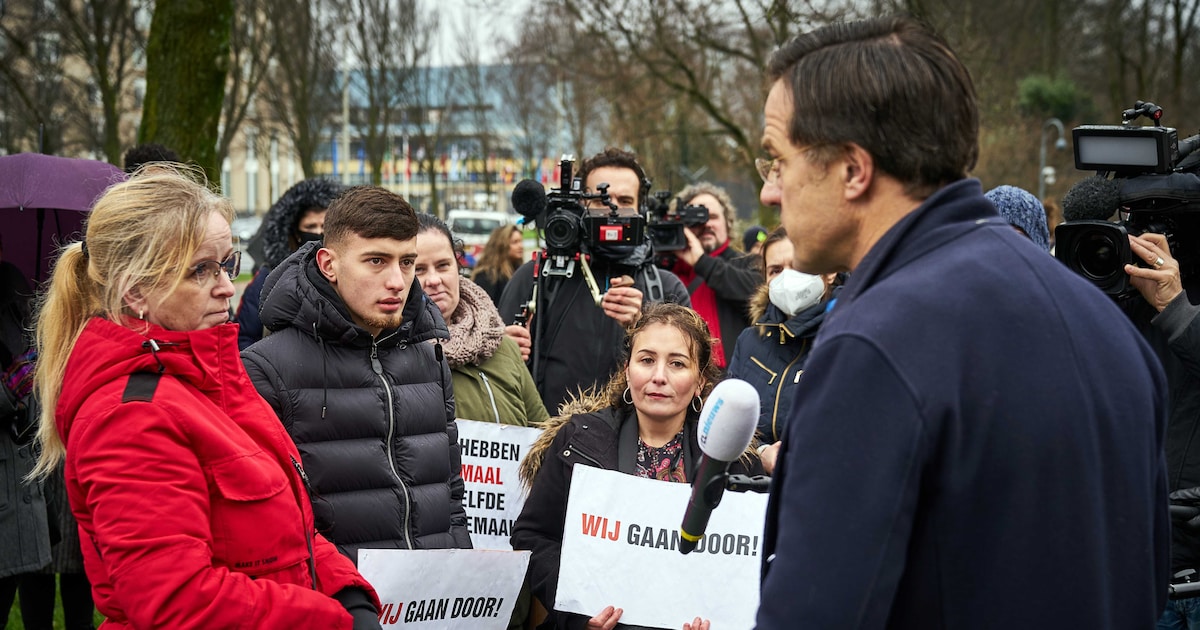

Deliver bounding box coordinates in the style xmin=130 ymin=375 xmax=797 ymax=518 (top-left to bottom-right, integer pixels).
xmin=57 ymin=317 xmax=379 ymax=629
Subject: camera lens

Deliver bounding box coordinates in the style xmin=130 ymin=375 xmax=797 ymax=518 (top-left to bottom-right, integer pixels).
xmin=1076 ymin=230 xmax=1122 ymax=280
xmin=544 ymin=212 xmax=580 ymax=251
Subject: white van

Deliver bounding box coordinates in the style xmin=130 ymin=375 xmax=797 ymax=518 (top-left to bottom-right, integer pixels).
xmin=446 ymin=209 xmax=516 ymax=262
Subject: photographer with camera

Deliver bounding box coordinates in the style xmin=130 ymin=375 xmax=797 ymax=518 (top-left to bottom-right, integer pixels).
xmin=499 ymin=148 xmax=691 ymax=415
xmin=1055 ymin=102 xmax=1200 ymax=627
xmin=667 ymin=183 xmax=760 ymax=368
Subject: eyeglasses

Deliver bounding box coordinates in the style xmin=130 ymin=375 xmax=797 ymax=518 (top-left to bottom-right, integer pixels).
xmin=187 ymin=251 xmax=241 ymax=285
xmin=755 ymin=147 xmax=808 ymax=185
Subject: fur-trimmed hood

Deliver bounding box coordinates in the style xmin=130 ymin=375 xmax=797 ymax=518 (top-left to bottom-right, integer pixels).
xmin=248 ymin=178 xmax=344 ymax=269
xmin=518 ymin=389 xmax=609 ymax=488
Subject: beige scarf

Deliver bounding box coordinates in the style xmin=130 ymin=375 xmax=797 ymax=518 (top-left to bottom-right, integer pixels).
xmin=442 ymin=278 xmax=505 ymax=368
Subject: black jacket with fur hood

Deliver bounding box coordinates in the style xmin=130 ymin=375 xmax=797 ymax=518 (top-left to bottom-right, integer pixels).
xmin=242 ymin=241 xmax=472 ymax=561
xmin=512 ymin=394 xmax=763 ymax=629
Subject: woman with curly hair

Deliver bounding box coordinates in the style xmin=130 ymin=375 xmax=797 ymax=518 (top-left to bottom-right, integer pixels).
xmin=512 ymin=303 xmax=763 ymax=630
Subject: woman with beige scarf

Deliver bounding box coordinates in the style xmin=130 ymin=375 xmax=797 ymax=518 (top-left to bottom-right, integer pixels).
xmin=414 ymin=213 xmax=548 ymax=427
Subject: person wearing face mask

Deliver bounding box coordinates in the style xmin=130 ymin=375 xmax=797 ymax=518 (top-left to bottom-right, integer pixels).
xmin=668 ymin=183 xmax=761 ymax=368
xmin=727 ymin=228 xmax=839 ymax=474
xmin=236 ymin=178 xmax=342 ymax=349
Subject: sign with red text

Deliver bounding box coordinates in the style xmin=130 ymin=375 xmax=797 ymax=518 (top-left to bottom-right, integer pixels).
xmin=454 ymin=420 xmax=541 ymax=550
xmin=359 ymin=549 xmax=530 ymax=628
xmin=557 ymin=465 xmax=767 ymax=629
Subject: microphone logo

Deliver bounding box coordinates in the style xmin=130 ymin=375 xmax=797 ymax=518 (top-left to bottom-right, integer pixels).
xmin=699 ymin=398 xmax=723 ymax=448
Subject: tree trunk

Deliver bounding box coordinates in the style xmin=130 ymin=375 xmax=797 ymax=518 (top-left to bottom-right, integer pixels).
xmin=139 ymin=0 xmax=235 ymax=184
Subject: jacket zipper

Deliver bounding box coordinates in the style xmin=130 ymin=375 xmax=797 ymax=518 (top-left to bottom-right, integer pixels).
xmin=479 ymin=371 xmax=501 ymax=423
xmin=771 ymin=352 xmax=805 ymax=443
xmin=563 ymin=442 xmax=603 ymax=468
xmin=290 ymin=455 xmax=319 ymax=589
xmin=371 ymin=339 xmax=414 ymax=549
xmin=750 ymin=357 xmax=778 ymax=385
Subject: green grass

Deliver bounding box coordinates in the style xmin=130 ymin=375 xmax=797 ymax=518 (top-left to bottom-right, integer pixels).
xmin=4 ymin=593 xmax=104 ymax=629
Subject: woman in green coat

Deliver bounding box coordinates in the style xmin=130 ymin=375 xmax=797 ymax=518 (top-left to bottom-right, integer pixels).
xmin=414 ymin=213 xmax=548 ymax=427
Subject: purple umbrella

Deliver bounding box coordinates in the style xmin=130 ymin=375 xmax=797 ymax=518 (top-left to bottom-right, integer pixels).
xmin=0 ymin=153 xmax=126 ymax=286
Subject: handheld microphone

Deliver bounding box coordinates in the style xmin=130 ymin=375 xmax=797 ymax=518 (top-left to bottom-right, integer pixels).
xmin=679 ymin=379 xmax=760 ymax=554
xmin=1062 ymin=175 xmax=1121 ymax=222
xmin=511 ymin=179 xmax=547 ymax=223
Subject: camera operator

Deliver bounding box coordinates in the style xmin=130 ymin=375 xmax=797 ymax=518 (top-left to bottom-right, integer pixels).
xmin=1120 ymin=232 xmax=1200 ymax=627
xmin=499 ymin=148 xmax=691 ymax=415
xmin=668 ymin=183 xmax=760 ymax=367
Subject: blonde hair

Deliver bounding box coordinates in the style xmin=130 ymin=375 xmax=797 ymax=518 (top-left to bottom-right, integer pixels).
xmin=30 ymin=165 xmax=233 ymax=478
xmin=471 ymin=223 xmax=522 ymax=285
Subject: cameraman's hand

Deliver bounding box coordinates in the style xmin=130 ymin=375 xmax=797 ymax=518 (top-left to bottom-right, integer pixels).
xmin=504 ymin=324 xmax=532 ymax=362
xmin=676 ymin=228 xmax=705 ymax=267
xmin=602 ymin=275 xmax=644 ymax=327
xmin=1125 ymin=233 xmax=1184 ymax=311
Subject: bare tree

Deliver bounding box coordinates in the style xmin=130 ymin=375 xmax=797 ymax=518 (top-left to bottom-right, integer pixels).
xmin=455 ymin=18 xmax=499 ymax=198
xmin=53 ymin=0 xmax=148 ymax=165
xmin=408 ymin=63 xmax=460 ymax=217
xmin=261 ymin=0 xmax=341 ymax=177
xmin=331 ymin=0 xmax=431 ymax=186
xmin=217 ymin=0 xmax=275 ymax=168
xmin=0 ymin=0 xmax=71 ymax=154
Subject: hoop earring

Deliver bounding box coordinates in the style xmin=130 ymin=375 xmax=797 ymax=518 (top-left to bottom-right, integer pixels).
xmin=691 ymin=395 xmax=702 ymax=413
xmin=622 ymin=387 xmax=633 ymax=405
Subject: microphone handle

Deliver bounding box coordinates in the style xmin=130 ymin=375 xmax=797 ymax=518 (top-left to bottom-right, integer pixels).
xmin=679 ymin=455 xmax=731 ymax=554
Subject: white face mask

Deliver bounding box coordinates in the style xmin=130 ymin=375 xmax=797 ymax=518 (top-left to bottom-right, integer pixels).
xmin=768 ymin=268 xmax=825 ymax=316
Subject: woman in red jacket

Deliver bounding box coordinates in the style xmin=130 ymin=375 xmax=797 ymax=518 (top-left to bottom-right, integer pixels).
xmin=30 ymin=166 xmax=382 ymax=629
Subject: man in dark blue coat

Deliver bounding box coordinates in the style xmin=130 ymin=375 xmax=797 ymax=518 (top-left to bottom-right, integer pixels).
xmin=755 ymin=16 xmax=1169 ymax=629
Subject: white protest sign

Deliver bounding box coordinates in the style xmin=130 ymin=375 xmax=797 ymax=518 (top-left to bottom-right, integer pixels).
xmin=557 ymin=465 xmax=766 ymax=629
xmin=454 ymin=419 xmax=541 ymax=550
xmin=359 ymin=548 xmax=530 ymax=629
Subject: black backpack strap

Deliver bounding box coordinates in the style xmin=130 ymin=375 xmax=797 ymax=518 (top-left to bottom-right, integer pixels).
xmin=122 ymin=372 xmax=162 ymax=403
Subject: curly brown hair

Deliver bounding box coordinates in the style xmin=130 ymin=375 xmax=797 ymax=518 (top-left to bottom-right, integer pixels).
xmin=601 ymin=303 xmax=721 ymax=409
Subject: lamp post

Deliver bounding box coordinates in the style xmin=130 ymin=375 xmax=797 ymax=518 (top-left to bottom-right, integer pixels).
xmin=1039 ymin=118 xmax=1067 ymax=200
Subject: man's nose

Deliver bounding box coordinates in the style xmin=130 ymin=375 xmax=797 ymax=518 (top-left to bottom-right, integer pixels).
xmin=760 ymin=180 xmax=781 ymax=207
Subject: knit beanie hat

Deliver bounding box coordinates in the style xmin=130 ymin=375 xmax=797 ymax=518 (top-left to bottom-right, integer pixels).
xmin=743 ymin=225 xmax=768 ymax=251
xmin=985 ymin=185 xmax=1051 ymax=252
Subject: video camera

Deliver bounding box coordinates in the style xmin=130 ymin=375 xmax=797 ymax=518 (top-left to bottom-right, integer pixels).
xmin=513 ymin=157 xmax=647 ymax=266
xmin=645 ymin=190 xmax=711 ymax=269
xmin=1056 ymin=101 xmax=1200 ymax=296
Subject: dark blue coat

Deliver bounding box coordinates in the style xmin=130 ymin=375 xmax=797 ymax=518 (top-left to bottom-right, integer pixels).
xmin=727 ymin=285 xmax=827 ymax=444
xmin=757 ymin=179 xmax=1170 ymax=629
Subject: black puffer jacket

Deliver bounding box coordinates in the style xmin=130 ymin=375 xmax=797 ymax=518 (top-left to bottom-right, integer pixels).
xmin=242 ymin=241 xmax=471 ymax=560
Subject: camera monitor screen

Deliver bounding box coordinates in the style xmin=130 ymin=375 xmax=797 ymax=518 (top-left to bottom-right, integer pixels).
xmin=1074 ymin=125 xmax=1176 ymax=174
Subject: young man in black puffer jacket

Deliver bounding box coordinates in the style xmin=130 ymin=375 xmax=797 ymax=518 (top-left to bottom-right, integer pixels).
xmin=243 ymin=186 xmax=471 ymax=561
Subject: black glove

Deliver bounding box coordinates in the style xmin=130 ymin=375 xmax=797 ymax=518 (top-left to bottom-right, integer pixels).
xmin=333 ymin=588 xmax=382 ymax=630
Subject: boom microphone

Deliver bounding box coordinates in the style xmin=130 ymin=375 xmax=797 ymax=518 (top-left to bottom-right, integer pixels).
xmin=1062 ymin=175 xmax=1121 ymax=222
xmin=511 ymin=179 xmax=547 ymax=223
xmin=679 ymin=379 xmax=760 ymax=555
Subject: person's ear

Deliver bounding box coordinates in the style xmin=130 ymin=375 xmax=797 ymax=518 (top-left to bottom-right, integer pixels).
xmin=841 ymin=144 xmax=874 ymax=201
xmin=316 ymin=247 xmax=337 ymax=283
xmin=123 ymin=286 xmax=147 ymax=318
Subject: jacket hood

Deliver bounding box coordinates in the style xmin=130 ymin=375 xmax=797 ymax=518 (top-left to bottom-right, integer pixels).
xmin=518 ymin=389 xmax=610 ymax=488
xmin=251 ymin=178 xmax=344 ymax=269
xmin=747 ymin=282 xmax=829 ymax=342
xmin=56 ymin=317 xmax=242 ymax=443
xmin=257 ymin=241 xmax=448 ymax=347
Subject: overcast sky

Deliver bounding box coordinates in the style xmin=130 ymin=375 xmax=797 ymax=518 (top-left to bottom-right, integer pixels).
xmin=432 ymin=0 xmax=529 ymax=66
